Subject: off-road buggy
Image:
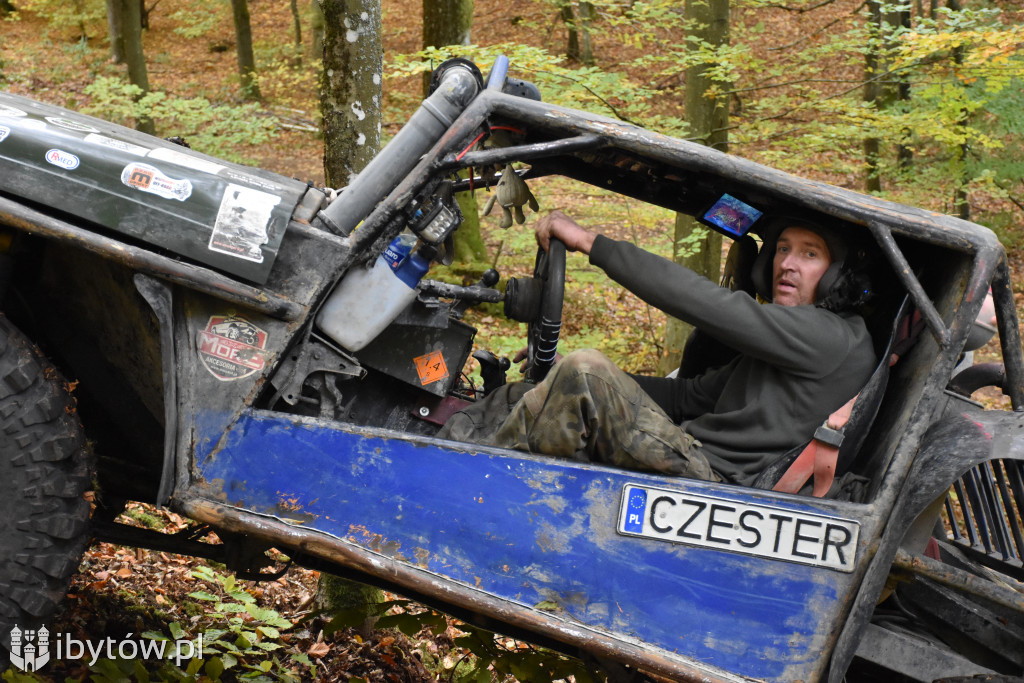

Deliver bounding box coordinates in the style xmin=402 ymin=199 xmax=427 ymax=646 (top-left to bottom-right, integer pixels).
xmin=0 ymin=58 xmax=1021 ymax=682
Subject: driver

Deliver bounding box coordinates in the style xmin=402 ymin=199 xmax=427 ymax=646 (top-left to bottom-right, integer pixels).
xmin=441 ymin=210 xmax=878 ymax=487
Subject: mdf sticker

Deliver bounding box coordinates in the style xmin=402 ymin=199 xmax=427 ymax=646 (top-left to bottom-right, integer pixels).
xmin=197 ymin=315 xmax=269 ymax=381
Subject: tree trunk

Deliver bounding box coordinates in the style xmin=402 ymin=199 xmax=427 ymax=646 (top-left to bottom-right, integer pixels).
xmin=290 ymin=0 xmax=302 ymax=53
xmin=423 ymin=0 xmax=487 ymax=267
xmin=423 ymin=0 xmax=472 ymax=47
xmin=229 ymin=0 xmax=262 ymax=100
xmin=105 ymin=0 xmax=126 ymax=64
xmin=316 ymin=0 xmax=385 ymax=629
xmin=310 ymin=0 xmax=325 ymax=61
xmin=112 ymin=0 xmax=154 ymax=135
xmin=863 ymin=0 xmax=907 ymax=192
xmin=561 ymin=2 xmax=580 ymax=62
xmin=659 ymin=0 xmax=729 ymax=376
xmin=946 ymin=0 xmax=970 ymax=220
xmin=578 ymin=2 xmax=595 ymax=66
xmin=320 ymin=0 xmax=382 ymax=187
xmin=863 ymin=0 xmax=883 ymax=193
xmin=121 ymin=0 xmax=148 ymax=93
xmin=560 ymin=2 xmax=595 ymax=65
xmin=895 ymin=6 xmax=912 ymax=171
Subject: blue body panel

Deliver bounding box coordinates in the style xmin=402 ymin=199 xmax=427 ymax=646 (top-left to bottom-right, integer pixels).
xmin=195 ymin=410 xmax=860 ymax=681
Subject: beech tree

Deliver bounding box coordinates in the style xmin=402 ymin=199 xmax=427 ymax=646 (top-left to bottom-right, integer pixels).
xmin=320 ymin=0 xmax=382 ymax=187
xmin=105 ymin=0 xmax=127 ymax=63
xmin=316 ymin=0 xmax=385 ymax=627
xmin=560 ymin=1 xmax=595 ymax=65
xmin=105 ymin=0 xmax=153 ymax=134
xmin=229 ymin=0 xmax=261 ymax=100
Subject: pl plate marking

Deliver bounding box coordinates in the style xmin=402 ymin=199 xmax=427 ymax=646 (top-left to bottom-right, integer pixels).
xmin=618 ymin=483 xmax=860 ymax=572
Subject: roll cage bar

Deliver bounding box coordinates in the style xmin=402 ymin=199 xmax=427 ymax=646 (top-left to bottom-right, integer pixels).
xmin=322 ymin=87 xmax=1024 ymax=411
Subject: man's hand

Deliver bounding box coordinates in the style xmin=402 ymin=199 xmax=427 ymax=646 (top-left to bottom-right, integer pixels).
xmin=512 ymin=346 xmax=563 ymax=374
xmin=535 ymin=210 xmax=597 ymax=255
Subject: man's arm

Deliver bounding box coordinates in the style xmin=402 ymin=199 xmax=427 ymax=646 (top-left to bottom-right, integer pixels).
xmin=590 ymin=236 xmax=861 ymax=377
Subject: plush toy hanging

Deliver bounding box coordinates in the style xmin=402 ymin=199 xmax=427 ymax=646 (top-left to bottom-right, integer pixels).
xmin=482 ymin=164 xmax=540 ymax=229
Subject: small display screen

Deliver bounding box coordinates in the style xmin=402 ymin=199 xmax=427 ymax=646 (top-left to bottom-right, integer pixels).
xmin=700 ymin=193 xmax=763 ymax=237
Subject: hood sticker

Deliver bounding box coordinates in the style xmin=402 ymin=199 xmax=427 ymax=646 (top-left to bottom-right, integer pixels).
xmin=209 ymin=183 xmax=281 ymax=263
xmin=0 ymin=126 xmax=9 ymax=143
xmin=197 ymin=315 xmax=269 ymax=381
xmin=0 ymin=106 xmax=27 ymax=118
xmin=219 ymin=168 xmax=285 ymax=193
xmin=45 ymin=116 xmax=99 ymax=133
xmin=85 ymin=133 xmax=149 ymax=157
xmin=148 ymin=146 xmax=225 ymax=176
xmin=45 ymin=148 xmax=80 ymax=170
xmin=121 ymin=162 xmax=192 ymax=201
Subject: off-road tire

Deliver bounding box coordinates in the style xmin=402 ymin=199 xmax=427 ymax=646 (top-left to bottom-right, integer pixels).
xmin=0 ymin=314 xmax=91 ymax=665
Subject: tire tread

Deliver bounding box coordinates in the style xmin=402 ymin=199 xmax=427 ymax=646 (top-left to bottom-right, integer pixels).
xmin=0 ymin=314 xmax=91 ymax=647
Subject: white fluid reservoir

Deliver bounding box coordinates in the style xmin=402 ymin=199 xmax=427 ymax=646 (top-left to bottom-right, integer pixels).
xmin=316 ymin=233 xmax=430 ymax=351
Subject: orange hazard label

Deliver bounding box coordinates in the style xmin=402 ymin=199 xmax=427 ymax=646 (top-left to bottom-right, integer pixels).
xmin=413 ymin=350 xmax=449 ymax=385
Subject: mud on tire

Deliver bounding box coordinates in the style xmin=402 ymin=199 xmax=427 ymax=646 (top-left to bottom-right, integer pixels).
xmin=0 ymin=314 xmax=91 ymax=664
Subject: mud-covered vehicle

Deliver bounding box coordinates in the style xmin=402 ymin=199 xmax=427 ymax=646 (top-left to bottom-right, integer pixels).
xmin=0 ymin=58 xmax=1022 ymax=682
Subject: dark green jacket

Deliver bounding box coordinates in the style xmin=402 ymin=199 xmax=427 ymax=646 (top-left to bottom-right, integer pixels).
xmin=589 ymin=235 xmax=877 ymax=485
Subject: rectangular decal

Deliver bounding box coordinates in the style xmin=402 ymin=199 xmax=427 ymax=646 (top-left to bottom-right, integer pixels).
xmin=45 ymin=116 xmax=99 ymax=134
xmin=209 ymin=184 xmax=281 ymax=263
xmin=121 ymin=162 xmax=192 ymax=201
xmin=148 ymin=146 xmax=225 ymax=176
xmin=219 ymin=168 xmax=285 ymax=193
xmin=84 ymin=133 xmax=149 ymax=157
xmin=617 ymin=483 xmax=860 ymax=572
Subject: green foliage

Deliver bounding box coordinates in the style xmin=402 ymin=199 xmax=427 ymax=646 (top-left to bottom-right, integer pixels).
xmin=388 ymin=43 xmax=685 ymax=134
xmin=252 ymin=41 xmax=318 ymax=111
xmin=81 ymin=77 xmax=279 ymax=162
xmin=27 ymin=566 xmax=306 ymax=683
xmin=169 ymin=3 xmax=223 ymax=39
xmin=15 ymin=0 xmax=105 ymax=38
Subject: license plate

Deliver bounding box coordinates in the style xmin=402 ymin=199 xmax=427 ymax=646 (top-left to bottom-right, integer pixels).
xmin=617 ymin=483 xmax=860 ymax=573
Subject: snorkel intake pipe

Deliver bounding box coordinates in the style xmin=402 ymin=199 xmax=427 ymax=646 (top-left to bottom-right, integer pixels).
xmin=314 ymin=59 xmax=484 ymax=237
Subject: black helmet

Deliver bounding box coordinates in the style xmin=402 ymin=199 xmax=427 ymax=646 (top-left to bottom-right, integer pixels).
xmin=751 ymin=216 xmax=874 ymax=312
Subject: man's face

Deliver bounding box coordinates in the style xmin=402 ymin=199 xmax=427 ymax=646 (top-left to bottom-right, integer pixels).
xmin=772 ymin=227 xmax=832 ymax=306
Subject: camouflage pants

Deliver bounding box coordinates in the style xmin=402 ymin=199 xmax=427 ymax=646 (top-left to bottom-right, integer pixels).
xmin=441 ymin=349 xmax=718 ymax=480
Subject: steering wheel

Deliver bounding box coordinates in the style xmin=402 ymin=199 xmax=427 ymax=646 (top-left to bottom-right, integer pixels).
xmin=524 ymin=238 xmax=565 ymax=383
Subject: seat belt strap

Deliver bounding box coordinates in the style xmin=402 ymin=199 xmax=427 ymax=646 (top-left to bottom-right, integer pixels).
xmin=774 ymin=395 xmax=855 ymax=497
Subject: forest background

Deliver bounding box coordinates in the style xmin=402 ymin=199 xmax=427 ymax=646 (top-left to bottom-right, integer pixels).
xmin=0 ymin=0 xmax=1023 ymax=681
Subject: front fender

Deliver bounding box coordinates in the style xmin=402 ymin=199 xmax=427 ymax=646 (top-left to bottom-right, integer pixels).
xmin=829 ymin=402 xmax=1024 ymax=681
xmin=902 ymin=403 xmax=1024 ymax=516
